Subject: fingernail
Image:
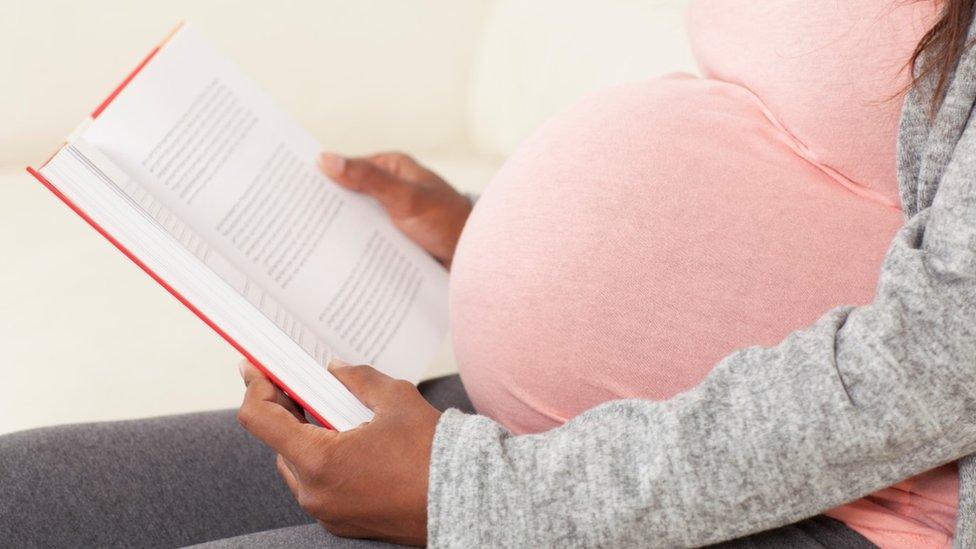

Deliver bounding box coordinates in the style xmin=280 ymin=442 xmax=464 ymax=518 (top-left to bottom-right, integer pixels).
xmin=327 ymin=357 xmax=350 ymax=372
xmin=318 ymin=153 xmax=346 ymax=177
xmin=237 ymin=361 xmax=247 ymax=379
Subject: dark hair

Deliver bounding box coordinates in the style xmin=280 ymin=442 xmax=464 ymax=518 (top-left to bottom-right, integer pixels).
xmin=910 ymin=0 xmax=976 ymax=110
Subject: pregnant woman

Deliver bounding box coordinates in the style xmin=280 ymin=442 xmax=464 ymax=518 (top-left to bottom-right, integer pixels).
xmin=5 ymin=0 xmax=976 ymax=547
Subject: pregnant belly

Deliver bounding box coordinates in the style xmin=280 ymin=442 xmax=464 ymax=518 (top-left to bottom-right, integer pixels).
xmin=449 ymin=75 xmax=904 ymax=435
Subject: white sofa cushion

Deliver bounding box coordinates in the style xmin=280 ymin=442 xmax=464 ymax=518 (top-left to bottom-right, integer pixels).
xmin=468 ymin=0 xmax=697 ymax=158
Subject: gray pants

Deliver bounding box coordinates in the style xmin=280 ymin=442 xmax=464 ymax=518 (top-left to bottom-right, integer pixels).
xmin=0 ymin=375 xmax=874 ymax=548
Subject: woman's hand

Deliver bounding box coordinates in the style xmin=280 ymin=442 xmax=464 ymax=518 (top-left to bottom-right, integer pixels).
xmin=237 ymin=360 xmax=440 ymax=546
xmin=319 ymin=152 xmax=472 ymax=268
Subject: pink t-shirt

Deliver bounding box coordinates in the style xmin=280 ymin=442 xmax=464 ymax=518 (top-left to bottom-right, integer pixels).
xmin=449 ymin=1 xmax=954 ymax=546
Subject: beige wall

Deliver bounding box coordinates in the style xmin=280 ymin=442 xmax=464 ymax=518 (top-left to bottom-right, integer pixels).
xmin=1 ymin=0 xmax=493 ymax=167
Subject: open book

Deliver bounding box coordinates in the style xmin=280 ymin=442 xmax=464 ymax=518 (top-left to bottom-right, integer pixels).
xmin=27 ymin=24 xmax=449 ymax=431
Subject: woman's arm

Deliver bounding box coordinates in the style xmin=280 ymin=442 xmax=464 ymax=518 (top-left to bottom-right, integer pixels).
xmin=430 ymin=222 xmax=976 ymax=547
xmin=235 ymin=62 xmax=976 ymax=547
xmin=427 ymin=83 xmax=976 ymax=547
xmin=238 ymin=145 xmax=976 ymax=546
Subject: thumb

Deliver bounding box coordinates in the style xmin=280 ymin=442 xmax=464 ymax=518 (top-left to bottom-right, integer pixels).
xmin=318 ymin=153 xmax=410 ymax=211
xmin=327 ymin=359 xmax=396 ymax=411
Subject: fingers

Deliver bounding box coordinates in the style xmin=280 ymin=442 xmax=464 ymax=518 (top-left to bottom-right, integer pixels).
xmin=276 ymin=453 xmax=301 ymax=496
xmin=367 ymin=152 xmax=428 ymax=180
xmin=318 ymin=153 xmax=413 ymax=210
xmin=272 ymin=381 xmax=308 ymax=424
xmin=241 ymin=360 xmax=307 ymax=422
xmin=328 ymin=359 xmax=400 ymax=411
xmin=317 ymin=152 xmax=346 ymax=179
xmin=239 ymin=359 xmax=266 ymax=386
xmin=276 ymin=390 xmax=308 ymax=423
xmin=237 ymin=362 xmax=312 ymax=460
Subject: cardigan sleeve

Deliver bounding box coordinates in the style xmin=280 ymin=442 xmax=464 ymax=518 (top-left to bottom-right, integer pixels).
xmin=425 ymin=77 xmax=976 ymax=549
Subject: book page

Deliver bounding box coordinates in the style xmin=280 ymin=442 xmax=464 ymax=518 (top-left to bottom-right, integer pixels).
xmin=81 ymin=25 xmax=448 ymax=382
xmin=40 ymin=141 xmax=374 ymax=430
xmin=74 ymin=139 xmax=336 ymax=366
